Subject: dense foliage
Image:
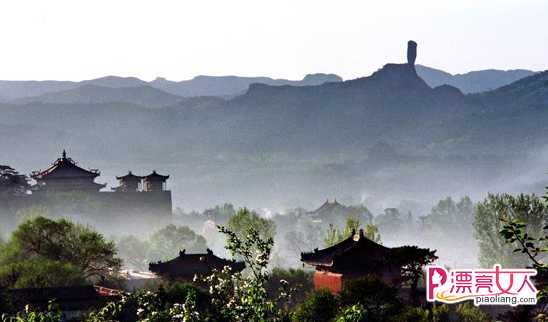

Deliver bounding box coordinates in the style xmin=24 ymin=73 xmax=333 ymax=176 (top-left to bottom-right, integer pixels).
xmin=474 ymin=194 xmax=548 ymax=268
xmin=117 ymin=224 xmax=208 ymax=270
xmin=0 ymin=216 xmax=121 ymax=288
xmin=324 ymin=216 xmax=381 ymax=247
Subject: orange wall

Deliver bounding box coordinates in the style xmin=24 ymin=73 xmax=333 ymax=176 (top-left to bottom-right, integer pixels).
xmin=313 ymin=271 xmax=343 ymax=294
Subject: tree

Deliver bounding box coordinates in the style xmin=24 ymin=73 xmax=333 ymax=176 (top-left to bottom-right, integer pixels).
xmin=116 ymin=235 xmax=150 ymax=271
xmin=0 ymin=216 xmax=121 ymax=287
xmin=422 ymin=196 xmax=474 ymax=232
xmin=324 ymin=216 xmax=381 ymax=247
xmin=0 ymin=258 xmax=85 ymax=288
xmin=203 ymin=223 xmax=284 ymax=321
xmin=324 ymin=216 xmax=359 ymax=247
xmin=147 ymin=224 xmax=208 ymax=262
xmin=364 ymin=224 xmax=381 ymax=243
xmin=499 ymin=217 xmax=548 ymax=319
xmin=375 ymin=208 xmax=405 ymax=236
xmin=391 ymin=246 xmax=438 ymax=302
xmin=228 ymin=208 xmax=276 ymax=243
xmin=0 ymin=165 xmax=29 ymax=197
xmin=204 ymin=203 xmax=237 ymax=224
xmin=474 ymin=194 xmax=547 ymax=268
xmin=14 ymin=206 xmax=50 ymax=224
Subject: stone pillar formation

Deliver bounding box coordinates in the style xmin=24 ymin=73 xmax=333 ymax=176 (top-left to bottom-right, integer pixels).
xmin=407 ymin=40 xmax=417 ymax=67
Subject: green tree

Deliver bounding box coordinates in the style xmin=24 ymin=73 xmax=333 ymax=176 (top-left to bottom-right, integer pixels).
xmin=422 ymin=196 xmax=474 ymax=232
xmin=474 ymin=194 xmax=547 ymax=268
xmin=0 ymin=165 xmax=29 ymax=197
xmin=325 ymin=216 xmax=381 ymax=247
xmin=203 ymin=222 xmax=282 ymax=322
xmin=391 ymin=246 xmax=438 ymax=302
xmin=116 ymin=235 xmax=150 ymax=271
xmin=0 ymin=216 xmax=121 ymax=287
xmin=0 ymin=258 xmax=85 ymax=288
xmin=147 ymin=224 xmax=207 ymax=262
xmin=14 ymin=206 xmax=50 ymax=224
xmin=228 ymin=208 xmax=276 ymax=242
xmin=364 ymin=224 xmax=381 ymax=243
xmin=499 ymin=217 xmax=548 ymax=319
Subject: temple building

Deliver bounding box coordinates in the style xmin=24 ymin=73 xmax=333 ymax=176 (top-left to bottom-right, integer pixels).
xmin=149 ymin=249 xmax=245 ymax=282
xmin=143 ymin=171 xmax=169 ymax=192
xmin=301 ymin=229 xmax=403 ymax=294
xmin=22 ymin=150 xmax=173 ymax=232
xmin=31 ymin=150 xmax=106 ymax=192
xmin=113 ymin=171 xmax=144 ymax=192
xmin=307 ymin=199 xmax=373 ymax=227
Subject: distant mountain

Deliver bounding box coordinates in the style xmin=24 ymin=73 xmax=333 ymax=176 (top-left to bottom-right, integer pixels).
xmin=149 ymin=73 xmax=343 ymax=97
xmin=0 ymin=80 xmax=78 ymax=101
xmin=471 ymin=71 xmax=548 ymax=111
xmin=416 ymin=65 xmax=535 ymax=94
xmin=0 ymin=66 xmax=535 ymax=103
xmin=82 ymin=76 xmax=149 ymax=88
xmin=14 ymin=84 xmax=183 ymax=108
xmin=2 ymin=42 xmax=548 ymax=210
xmin=0 ymin=74 xmax=342 ymax=101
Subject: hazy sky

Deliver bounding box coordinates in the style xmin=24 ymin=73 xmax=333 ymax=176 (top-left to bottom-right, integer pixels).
xmin=0 ymin=0 xmax=546 ymax=81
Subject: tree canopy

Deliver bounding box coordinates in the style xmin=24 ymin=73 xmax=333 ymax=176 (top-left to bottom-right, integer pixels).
xmin=474 ymin=193 xmax=548 ymax=268
xmin=0 ymin=165 xmax=29 ymax=197
xmin=116 ymin=224 xmax=208 ymax=270
xmin=147 ymin=224 xmax=208 ymax=262
xmin=228 ymin=208 xmax=276 ymax=242
xmin=0 ymin=216 xmax=121 ymax=288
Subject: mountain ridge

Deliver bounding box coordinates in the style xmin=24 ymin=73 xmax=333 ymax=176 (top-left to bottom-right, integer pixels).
xmin=416 ymin=65 xmax=536 ymax=94
xmin=0 ymin=65 xmax=538 ymax=103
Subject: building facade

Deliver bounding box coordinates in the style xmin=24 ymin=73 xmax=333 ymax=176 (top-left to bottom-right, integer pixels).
xmin=11 ymin=151 xmax=173 ymax=232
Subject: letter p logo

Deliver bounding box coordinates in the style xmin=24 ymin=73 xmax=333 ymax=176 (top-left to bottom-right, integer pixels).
xmin=426 ymin=266 xmax=448 ymax=301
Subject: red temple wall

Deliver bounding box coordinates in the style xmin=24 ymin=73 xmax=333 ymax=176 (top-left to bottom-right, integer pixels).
xmin=313 ymin=271 xmax=343 ymax=294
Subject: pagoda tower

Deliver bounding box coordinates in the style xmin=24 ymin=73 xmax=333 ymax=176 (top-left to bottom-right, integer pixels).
xmin=31 ymin=150 xmax=106 ymax=192
xmin=143 ymin=170 xmax=169 ymax=192
xmin=113 ymin=171 xmax=144 ymax=192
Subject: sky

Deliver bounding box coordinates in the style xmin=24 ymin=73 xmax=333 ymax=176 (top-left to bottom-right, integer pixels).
xmin=0 ymin=0 xmax=546 ymax=81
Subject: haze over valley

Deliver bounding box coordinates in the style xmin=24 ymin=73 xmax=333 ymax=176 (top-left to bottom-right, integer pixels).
xmin=1 ymin=42 xmax=547 ymax=216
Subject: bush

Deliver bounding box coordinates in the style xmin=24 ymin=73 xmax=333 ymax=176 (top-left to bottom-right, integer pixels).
xmin=291 ymin=289 xmax=338 ymax=322
xmin=339 ymin=276 xmax=401 ymax=322
xmin=1 ymin=301 xmax=61 ymax=322
xmin=334 ymin=304 xmax=367 ymax=322
xmin=267 ymin=268 xmax=313 ymax=308
xmin=455 ymin=302 xmax=492 ymax=322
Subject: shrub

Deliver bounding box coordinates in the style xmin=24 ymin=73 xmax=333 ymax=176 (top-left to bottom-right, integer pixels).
xmin=455 ymin=302 xmax=493 ymax=322
xmin=291 ymin=289 xmax=338 ymax=322
xmin=339 ymin=276 xmax=402 ymax=322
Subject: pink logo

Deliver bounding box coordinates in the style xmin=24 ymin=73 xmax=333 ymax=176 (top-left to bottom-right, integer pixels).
xmin=425 ymin=265 xmax=537 ymax=306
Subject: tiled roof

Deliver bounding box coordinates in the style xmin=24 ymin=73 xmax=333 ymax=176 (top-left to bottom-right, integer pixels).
xmin=301 ymin=229 xmax=392 ymax=267
xmin=149 ymin=249 xmax=244 ymax=279
xmin=31 ymin=151 xmax=100 ymax=180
